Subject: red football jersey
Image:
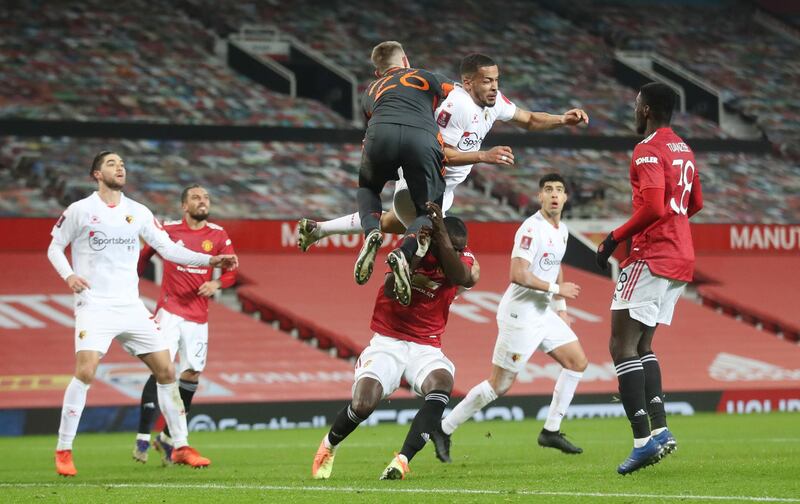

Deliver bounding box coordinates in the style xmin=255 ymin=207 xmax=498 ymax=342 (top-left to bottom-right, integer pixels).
xmin=622 ymin=127 xmax=700 ymax=282
xmin=370 ymin=247 xmax=475 ymax=347
xmin=138 ymin=219 xmax=236 ymax=323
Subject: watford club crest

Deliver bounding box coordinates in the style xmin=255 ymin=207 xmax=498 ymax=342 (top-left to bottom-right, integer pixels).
xmin=202 ymin=240 xmax=214 ymax=252
xmin=78 ymin=330 xmax=87 ymax=340
xmin=511 ymin=354 xmax=521 ymax=362
xmin=125 ymin=215 xmax=134 ymax=224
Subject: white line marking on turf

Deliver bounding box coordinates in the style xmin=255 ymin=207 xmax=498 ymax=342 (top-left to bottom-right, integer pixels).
xmin=2 ymin=483 xmax=798 ymax=502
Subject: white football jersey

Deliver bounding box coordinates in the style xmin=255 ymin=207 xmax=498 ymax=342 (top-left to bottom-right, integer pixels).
xmin=49 ymin=192 xmax=211 ymax=309
xmin=435 ymin=86 xmax=517 ymax=188
xmin=496 ymin=211 xmax=569 ymax=322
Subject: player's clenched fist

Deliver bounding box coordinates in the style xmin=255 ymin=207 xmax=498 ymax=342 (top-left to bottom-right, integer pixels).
xmin=65 ymin=274 xmax=90 ymax=293
xmin=557 ymin=281 xmax=581 ymax=300
xmin=480 ymin=145 xmax=514 ymax=165
xmin=210 ymin=254 xmax=238 ymax=270
xmin=561 ymin=108 xmax=589 ymax=126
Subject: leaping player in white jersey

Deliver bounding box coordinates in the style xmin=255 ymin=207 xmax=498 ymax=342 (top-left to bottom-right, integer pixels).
xmin=47 ymin=151 xmax=238 ymax=476
xmin=297 ymin=53 xmax=588 ymax=250
xmin=432 ymin=173 xmax=589 ymax=462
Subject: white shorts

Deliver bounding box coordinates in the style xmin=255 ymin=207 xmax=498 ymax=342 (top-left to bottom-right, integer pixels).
xmin=74 ymin=301 xmax=165 ymax=357
xmin=492 ymin=309 xmax=578 ymax=373
xmin=610 ymin=260 xmax=687 ymax=327
xmin=393 ymin=175 xmax=456 ymax=228
xmin=354 ymin=334 xmax=455 ymax=398
xmin=155 ymin=308 xmax=209 ymax=373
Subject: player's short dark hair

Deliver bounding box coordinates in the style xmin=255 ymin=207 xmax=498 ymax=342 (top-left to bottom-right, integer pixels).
xmin=181 ymin=183 xmax=205 ymax=203
xmin=460 ymin=53 xmax=496 ymax=77
xmin=640 ymin=82 xmax=677 ymax=124
xmin=89 ymin=150 xmax=115 ymax=177
xmin=443 ymin=216 xmax=468 ymax=242
xmin=539 ymin=172 xmax=567 ymax=192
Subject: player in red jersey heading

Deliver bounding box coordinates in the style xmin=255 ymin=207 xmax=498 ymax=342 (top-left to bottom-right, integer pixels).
xmin=132 ymin=184 xmax=237 ymax=465
xmin=312 ymin=202 xmax=479 ymax=481
xmin=596 ymin=82 xmax=703 ymax=475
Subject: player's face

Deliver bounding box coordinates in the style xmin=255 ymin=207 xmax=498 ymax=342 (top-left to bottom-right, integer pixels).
xmin=464 ymin=65 xmax=499 ymax=107
xmin=95 ymin=154 xmax=125 ymax=190
xmin=183 ymin=187 xmax=210 ymax=221
xmin=634 ymin=92 xmax=647 ymax=135
xmin=538 ymin=181 xmax=567 ymax=217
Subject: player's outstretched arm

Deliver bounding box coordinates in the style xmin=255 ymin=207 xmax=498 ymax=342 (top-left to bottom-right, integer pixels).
xmin=510 ymin=108 xmax=588 ymax=132
xmin=443 ymin=144 xmax=514 ymax=167
xmin=139 ymin=209 xmax=212 ymax=267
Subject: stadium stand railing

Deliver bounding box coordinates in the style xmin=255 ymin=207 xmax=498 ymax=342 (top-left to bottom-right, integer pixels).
xmin=0 ymin=0 xmax=350 ymax=127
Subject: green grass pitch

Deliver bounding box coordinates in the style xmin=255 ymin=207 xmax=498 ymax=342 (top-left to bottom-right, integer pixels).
xmin=1 ymin=413 xmax=798 ymax=503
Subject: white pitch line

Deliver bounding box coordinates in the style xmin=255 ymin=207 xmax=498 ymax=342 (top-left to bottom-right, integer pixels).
xmin=1 ymin=482 xmax=798 ymax=502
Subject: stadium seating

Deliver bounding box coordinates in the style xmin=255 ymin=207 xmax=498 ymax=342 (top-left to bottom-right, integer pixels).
xmin=0 ymin=136 xmax=520 ymax=222
xmin=550 ymin=1 xmax=800 ymax=155
xmin=0 ymin=0 xmax=349 ymax=127
xmin=472 ymin=148 xmax=800 ymax=223
xmin=3 ymin=136 xmax=798 ymax=222
xmin=173 ymin=0 xmax=724 ymax=138
xmin=4 ymin=0 xmax=793 ymax=147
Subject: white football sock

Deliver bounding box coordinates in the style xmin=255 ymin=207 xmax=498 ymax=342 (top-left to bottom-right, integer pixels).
xmin=441 ymin=380 xmax=497 ymax=435
xmin=318 ymin=213 xmax=361 ymax=238
xmin=57 ymin=377 xmax=90 ymax=451
xmin=543 ymin=369 xmax=583 ymax=432
xmin=157 ymin=382 xmax=188 ymax=449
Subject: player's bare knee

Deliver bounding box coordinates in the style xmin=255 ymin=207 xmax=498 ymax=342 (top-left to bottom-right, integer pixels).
xmin=351 ymin=377 xmax=382 ymax=418
xmin=350 ymin=395 xmax=379 ymax=419
xmin=152 ymin=363 xmax=176 ymax=384
xmin=565 ymin=355 xmax=589 ymax=373
xmin=74 ymin=366 xmax=96 ymax=384
xmin=609 ymin=337 xmax=635 ymax=362
xmin=421 ymin=369 xmax=454 ymax=395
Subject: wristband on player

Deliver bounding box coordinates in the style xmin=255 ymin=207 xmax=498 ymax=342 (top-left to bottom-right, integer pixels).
xmin=551 ymin=298 xmax=567 ymax=312
xmin=547 ymin=282 xmax=560 ymax=295
xmin=415 ymin=241 xmax=429 ymax=257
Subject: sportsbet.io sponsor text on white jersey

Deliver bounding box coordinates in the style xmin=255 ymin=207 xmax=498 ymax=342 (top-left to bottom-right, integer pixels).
xmin=435 ymin=86 xmax=517 ymax=188
xmin=50 ymin=192 xmax=211 ymax=310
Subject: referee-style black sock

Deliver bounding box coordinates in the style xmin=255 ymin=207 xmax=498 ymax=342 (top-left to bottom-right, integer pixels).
xmin=328 ymin=404 xmax=366 ymax=446
xmin=356 ymin=188 xmax=382 ymax=235
xmin=138 ymin=374 xmax=159 ymax=435
xmin=614 ymin=357 xmax=651 ymax=439
xmin=640 ymin=352 xmax=667 ymax=430
xmin=400 ymin=390 xmax=450 ymax=462
xmin=163 ymin=379 xmax=198 ymax=439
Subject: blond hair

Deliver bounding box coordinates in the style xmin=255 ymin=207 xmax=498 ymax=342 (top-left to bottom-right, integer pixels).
xmin=370 ymin=41 xmax=405 ymax=75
